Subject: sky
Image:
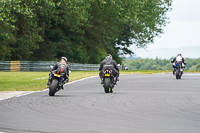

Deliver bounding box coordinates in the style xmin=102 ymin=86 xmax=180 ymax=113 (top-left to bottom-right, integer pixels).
xmin=131 ymin=0 xmax=200 ymax=59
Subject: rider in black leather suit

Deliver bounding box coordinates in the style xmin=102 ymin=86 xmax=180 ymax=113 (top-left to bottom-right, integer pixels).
xmin=99 ymin=54 xmax=119 ymax=84
xmin=47 ymin=57 xmax=69 ymax=87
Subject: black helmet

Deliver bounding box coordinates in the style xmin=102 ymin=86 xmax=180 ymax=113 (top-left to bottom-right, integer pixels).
xmin=106 ymin=54 xmax=112 ymax=59
xmin=61 ymin=57 xmax=67 ymax=63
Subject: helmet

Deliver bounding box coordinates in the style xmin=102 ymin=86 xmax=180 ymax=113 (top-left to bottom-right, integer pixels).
xmin=60 ymin=57 xmax=67 ymax=63
xmin=106 ymin=54 xmax=112 ymax=59
xmin=177 ymin=54 xmax=182 ymax=56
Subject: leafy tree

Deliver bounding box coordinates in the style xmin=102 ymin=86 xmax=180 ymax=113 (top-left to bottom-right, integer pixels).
xmin=189 ymin=65 xmax=196 ymax=71
xmin=196 ymin=64 xmax=200 ymax=71
xmin=0 ymin=0 xmax=172 ymax=64
xmin=114 ymin=0 xmax=172 ymax=56
xmin=0 ymin=1 xmax=43 ymax=60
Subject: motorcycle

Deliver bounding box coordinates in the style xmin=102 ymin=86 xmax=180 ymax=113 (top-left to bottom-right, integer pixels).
xmin=48 ymin=66 xmax=66 ymax=96
xmin=102 ymin=66 xmax=116 ymax=93
xmin=174 ymin=62 xmax=183 ymax=79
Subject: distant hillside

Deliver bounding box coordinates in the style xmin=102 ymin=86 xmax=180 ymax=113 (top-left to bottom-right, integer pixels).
xmin=123 ymin=58 xmax=200 ymax=71
xmin=126 ymin=55 xmax=141 ymax=60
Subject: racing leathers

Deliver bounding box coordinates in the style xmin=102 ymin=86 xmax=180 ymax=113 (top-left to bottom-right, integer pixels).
xmin=47 ymin=61 xmax=69 ymax=86
xmin=99 ymin=58 xmax=119 ymax=84
xmin=171 ymin=56 xmax=186 ymax=75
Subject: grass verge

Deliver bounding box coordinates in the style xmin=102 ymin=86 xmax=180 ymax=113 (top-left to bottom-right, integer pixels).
xmin=0 ymin=71 xmax=98 ymax=91
xmin=0 ymin=70 xmax=199 ymax=91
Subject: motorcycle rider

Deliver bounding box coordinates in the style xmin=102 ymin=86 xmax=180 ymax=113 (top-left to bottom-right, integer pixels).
xmin=47 ymin=57 xmax=69 ymax=89
xmin=99 ymin=54 xmax=119 ymax=84
xmin=171 ymin=54 xmax=186 ymax=75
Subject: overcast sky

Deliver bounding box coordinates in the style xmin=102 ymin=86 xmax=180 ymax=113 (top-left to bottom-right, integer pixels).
xmin=132 ymin=0 xmax=200 ymax=59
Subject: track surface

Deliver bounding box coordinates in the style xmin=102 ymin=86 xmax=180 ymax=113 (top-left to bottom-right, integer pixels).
xmin=0 ymin=74 xmax=200 ymax=133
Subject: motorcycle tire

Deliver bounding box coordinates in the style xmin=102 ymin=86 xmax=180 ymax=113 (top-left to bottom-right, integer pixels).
xmin=176 ymin=69 xmax=179 ymax=79
xmin=49 ymin=79 xmax=58 ymax=96
xmin=104 ymin=78 xmax=110 ymax=93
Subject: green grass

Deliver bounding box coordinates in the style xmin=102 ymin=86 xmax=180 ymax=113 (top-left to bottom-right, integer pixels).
xmin=0 ymin=71 xmax=98 ymax=91
xmin=0 ymin=70 xmax=199 ymax=91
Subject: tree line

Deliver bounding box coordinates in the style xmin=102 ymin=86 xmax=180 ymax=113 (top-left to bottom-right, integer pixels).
xmin=0 ymin=0 xmax=172 ymax=64
xmin=123 ymin=58 xmax=200 ymax=71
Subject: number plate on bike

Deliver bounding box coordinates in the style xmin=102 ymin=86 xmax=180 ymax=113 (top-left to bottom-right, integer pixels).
xmin=54 ymin=74 xmax=61 ymax=77
xmin=105 ymin=74 xmax=110 ymax=76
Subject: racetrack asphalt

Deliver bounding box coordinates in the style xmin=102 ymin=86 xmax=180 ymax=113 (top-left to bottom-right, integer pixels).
xmin=0 ymin=74 xmax=200 ymax=133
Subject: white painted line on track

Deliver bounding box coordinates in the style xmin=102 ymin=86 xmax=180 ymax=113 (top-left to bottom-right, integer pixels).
xmin=0 ymin=76 xmax=98 ymax=101
xmin=0 ymin=91 xmax=35 ymax=101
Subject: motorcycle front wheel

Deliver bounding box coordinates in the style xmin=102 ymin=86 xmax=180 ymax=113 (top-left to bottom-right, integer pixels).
xmin=49 ymin=79 xmax=58 ymax=96
xmin=176 ymin=69 xmax=179 ymax=79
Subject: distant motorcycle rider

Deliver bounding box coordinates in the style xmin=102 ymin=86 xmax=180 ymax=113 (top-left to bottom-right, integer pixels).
xmin=99 ymin=54 xmax=119 ymax=84
xmin=171 ymin=54 xmax=186 ymax=75
xmin=47 ymin=57 xmax=69 ymax=88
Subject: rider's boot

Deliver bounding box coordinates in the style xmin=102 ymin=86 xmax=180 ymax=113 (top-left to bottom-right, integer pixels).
xmin=101 ymin=78 xmax=104 ymax=84
xmin=181 ymin=67 xmax=184 ymax=74
xmin=64 ymin=78 xmax=69 ymax=84
xmin=47 ymin=79 xmax=50 ymax=86
xmin=61 ymin=84 xmax=64 ymax=89
xmin=100 ymin=74 xmax=104 ymax=84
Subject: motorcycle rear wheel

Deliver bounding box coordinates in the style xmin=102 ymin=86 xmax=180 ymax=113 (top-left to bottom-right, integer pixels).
xmin=104 ymin=78 xmax=110 ymax=93
xmin=49 ymin=79 xmax=58 ymax=96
